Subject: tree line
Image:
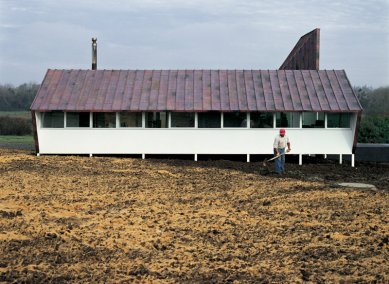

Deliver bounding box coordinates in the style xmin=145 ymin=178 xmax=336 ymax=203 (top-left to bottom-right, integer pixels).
xmin=0 ymin=83 xmax=388 ymax=142
xmin=0 ymin=83 xmax=40 ymax=111
xmin=354 ymin=86 xmax=389 ymax=143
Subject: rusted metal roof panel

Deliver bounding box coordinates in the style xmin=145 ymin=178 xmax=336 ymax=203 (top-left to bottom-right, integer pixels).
xmin=184 ymin=70 xmax=194 ymax=111
xmin=219 ymin=70 xmax=229 ymax=111
xmin=227 ymin=70 xmax=238 ymax=111
xmin=31 ymin=69 xmax=361 ymax=112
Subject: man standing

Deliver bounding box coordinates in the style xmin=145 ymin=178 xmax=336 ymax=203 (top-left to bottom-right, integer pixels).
xmin=273 ymin=128 xmax=291 ymax=174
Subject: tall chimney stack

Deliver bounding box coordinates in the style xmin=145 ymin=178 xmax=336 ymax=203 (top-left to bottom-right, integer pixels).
xmin=92 ymin=37 xmax=97 ymax=70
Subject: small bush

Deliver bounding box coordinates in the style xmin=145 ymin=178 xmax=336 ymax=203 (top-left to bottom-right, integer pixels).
xmin=0 ymin=116 xmax=32 ymax=136
xmin=358 ymin=116 xmax=389 ymax=143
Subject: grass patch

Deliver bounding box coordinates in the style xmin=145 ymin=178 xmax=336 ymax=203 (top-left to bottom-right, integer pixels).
xmin=0 ymin=111 xmax=31 ymax=119
xmin=0 ymin=135 xmax=34 ymax=144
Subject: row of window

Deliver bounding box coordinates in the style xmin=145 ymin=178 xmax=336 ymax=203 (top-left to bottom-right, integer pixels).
xmin=42 ymin=111 xmax=351 ymax=129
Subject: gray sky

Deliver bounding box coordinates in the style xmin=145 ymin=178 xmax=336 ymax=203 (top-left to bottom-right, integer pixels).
xmin=1 ymin=0 xmax=388 ymax=87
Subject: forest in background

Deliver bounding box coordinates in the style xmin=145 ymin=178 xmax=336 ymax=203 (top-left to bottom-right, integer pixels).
xmin=0 ymin=83 xmax=388 ymax=143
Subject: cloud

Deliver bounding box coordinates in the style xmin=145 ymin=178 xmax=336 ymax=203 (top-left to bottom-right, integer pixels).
xmin=0 ymin=0 xmax=388 ymax=86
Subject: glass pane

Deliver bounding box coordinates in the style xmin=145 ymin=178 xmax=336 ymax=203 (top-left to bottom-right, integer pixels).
xmin=171 ymin=112 xmax=194 ymax=127
xmin=251 ymin=112 xmax=273 ymax=128
xmin=223 ymin=112 xmax=247 ymax=127
xmin=93 ymin=113 xmax=116 ymax=128
xmin=275 ymin=112 xmax=300 ymax=128
xmin=198 ymin=112 xmax=221 ymax=128
xmin=145 ymin=112 xmax=168 ymax=128
xmin=327 ymin=113 xmax=350 ymax=128
xmin=302 ymin=112 xmax=324 ymax=128
xmin=120 ymin=112 xmax=142 ymax=127
xmin=42 ymin=111 xmax=64 ymax=128
xmin=66 ymin=112 xmax=90 ymax=127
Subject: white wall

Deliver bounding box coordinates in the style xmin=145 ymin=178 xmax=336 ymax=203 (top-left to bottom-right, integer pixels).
xmin=36 ymin=112 xmax=355 ymax=155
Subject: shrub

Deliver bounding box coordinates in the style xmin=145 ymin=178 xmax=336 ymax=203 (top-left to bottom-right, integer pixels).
xmin=0 ymin=116 xmax=32 ymax=136
xmin=358 ymin=116 xmax=389 ymax=143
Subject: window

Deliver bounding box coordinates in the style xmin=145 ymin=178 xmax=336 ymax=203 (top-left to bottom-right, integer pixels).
xmin=120 ymin=112 xmax=142 ymax=127
xmin=93 ymin=112 xmax=116 ymax=128
xmin=145 ymin=112 xmax=168 ymax=128
xmin=302 ymin=112 xmax=324 ymax=128
xmin=198 ymin=112 xmax=221 ymax=128
xmin=171 ymin=112 xmax=195 ymax=127
xmin=275 ymin=112 xmax=300 ymax=128
xmin=251 ymin=112 xmax=273 ymax=128
xmin=327 ymin=113 xmax=350 ymax=128
xmin=223 ymin=112 xmax=247 ymax=127
xmin=66 ymin=112 xmax=90 ymax=127
xmin=42 ymin=111 xmax=64 ymax=128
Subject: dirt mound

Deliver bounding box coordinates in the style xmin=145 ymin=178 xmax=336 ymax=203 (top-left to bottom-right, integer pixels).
xmin=0 ymin=149 xmax=388 ymax=282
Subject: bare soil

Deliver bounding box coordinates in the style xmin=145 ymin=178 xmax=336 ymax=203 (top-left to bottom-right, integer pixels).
xmin=0 ymin=148 xmax=388 ymax=283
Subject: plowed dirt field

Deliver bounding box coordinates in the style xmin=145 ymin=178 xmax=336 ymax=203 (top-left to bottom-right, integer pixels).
xmin=0 ymin=148 xmax=388 ymax=283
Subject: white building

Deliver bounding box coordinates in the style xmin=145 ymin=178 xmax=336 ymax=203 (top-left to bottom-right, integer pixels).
xmin=30 ymin=30 xmax=363 ymax=166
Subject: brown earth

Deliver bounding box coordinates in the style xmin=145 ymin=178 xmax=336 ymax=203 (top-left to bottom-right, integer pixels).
xmin=0 ymin=148 xmax=388 ymax=283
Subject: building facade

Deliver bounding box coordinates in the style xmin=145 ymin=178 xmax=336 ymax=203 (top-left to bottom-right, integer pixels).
xmin=30 ymin=29 xmax=363 ymax=165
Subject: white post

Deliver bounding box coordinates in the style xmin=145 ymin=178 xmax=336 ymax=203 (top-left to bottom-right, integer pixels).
xmin=195 ymin=113 xmax=198 ymax=128
xmin=89 ymin=154 xmax=93 ymax=157
xmin=246 ymin=113 xmax=250 ymax=128
xmin=142 ymin=154 xmax=145 ymax=159
xmin=64 ymin=112 xmax=67 ymax=128
xmin=351 ymin=154 xmax=355 ymax=167
xmin=221 ymin=113 xmax=224 ymax=128
xmin=299 ymin=154 xmax=302 ymax=165
xmin=339 ymin=154 xmax=342 ymax=164
xmin=37 ymin=153 xmax=40 ymax=157
xmin=116 ymin=112 xmax=119 ymax=128
xmin=194 ymin=154 xmax=198 ymax=161
xmin=168 ymin=112 xmax=171 ymax=128
xmin=90 ymin=112 xmax=93 ymax=128
xmin=247 ymin=154 xmax=250 ymax=163
xmin=324 ymin=154 xmax=327 ymax=159
xmin=299 ymin=112 xmax=302 ymax=128
xmin=273 ymin=113 xmax=276 ymax=128
xmin=324 ymin=113 xmax=328 ymax=128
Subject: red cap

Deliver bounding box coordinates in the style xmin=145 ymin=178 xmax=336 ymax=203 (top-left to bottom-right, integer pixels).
xmin=280 ymin=128 xmax=286 ymax=134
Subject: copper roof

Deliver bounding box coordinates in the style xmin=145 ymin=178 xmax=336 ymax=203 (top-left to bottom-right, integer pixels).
xmin=280 ymin=28 xmax=320 ymax=70
xmin=31 ymin=69 xmax=362 ymax=112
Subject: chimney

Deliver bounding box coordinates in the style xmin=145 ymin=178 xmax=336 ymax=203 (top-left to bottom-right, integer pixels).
xmin=92 ymin=37 xmax=97 ymax=70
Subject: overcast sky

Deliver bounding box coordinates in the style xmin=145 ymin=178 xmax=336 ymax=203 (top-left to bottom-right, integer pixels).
xmin=0 ymin=0 xmax=388 ymax=87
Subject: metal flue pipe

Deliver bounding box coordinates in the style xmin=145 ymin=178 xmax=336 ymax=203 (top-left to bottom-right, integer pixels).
xmin=92 ymin=37 xmax=97 ymax=70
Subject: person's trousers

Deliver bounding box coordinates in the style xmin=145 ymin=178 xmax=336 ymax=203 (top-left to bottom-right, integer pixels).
xmin=275 ymin=148 xmax=285 ymax=173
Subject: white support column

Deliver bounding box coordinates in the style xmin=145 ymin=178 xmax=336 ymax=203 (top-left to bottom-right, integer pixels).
xmin=299 ymin=154 xmax=302 ymax=165
xmin=89 ymin=154 xmax=93 ymax=157
xmin=324 ymin=113 xmax=327 ymax=128
xmin=142 ymin=112 xmax=145 ymax=128
xmin=168 ymin=112 xmax=171 ymax=128
xmin=90 ymin=112 xmax=93 ymax=128
xmin=273 ymin=113 xmax=276 ymax=128
xmin=142 ymin=154 xmax=145 ymax=159
xmin=195 ymin=113 xmax=198 ymax=128
xmin=246 ymin=113 xmax=250 ymax=128
xmin=299 ymin=112 xmax=302 ymax=128
xmin=324 ymin=154 xmax=327 ymax=159
xmin=194 ymin=154 xmax=198 ymax=161
xmin=221 ymin=113 xmax=224 ymax=128
xmin=116 ymin=112 xmax=119 ymax=128
xmin=247 ymin=154 xmax=250 ymax=163
xmin=339 ymin=154 xmax=343 ymax=164
xmin=351 ymin=154 xmax=355 ymax=167
xmin=37 ymin=153 xmax=40 ymax=157
xmin=64 ymin=112 xmax=67 ymax=128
